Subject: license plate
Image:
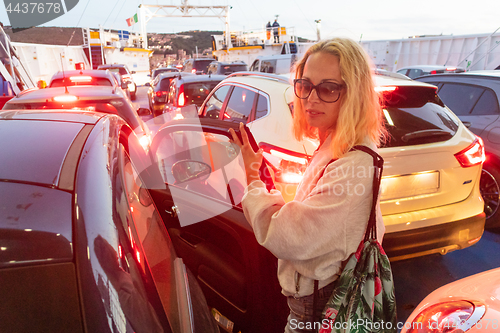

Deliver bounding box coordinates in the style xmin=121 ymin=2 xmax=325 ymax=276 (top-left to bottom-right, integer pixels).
xmin=380 ymin=171 xmax=439 ymax=201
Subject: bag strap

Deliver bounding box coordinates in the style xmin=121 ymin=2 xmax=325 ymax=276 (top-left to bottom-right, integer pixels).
xmin=310 ymin=145 xmax=383 ymax=330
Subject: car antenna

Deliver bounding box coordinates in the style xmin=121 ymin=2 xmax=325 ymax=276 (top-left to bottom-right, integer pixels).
xmin=60 ymin=54 xmax=69 ymax=94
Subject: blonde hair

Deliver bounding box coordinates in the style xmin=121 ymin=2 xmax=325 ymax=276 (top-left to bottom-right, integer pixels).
xmin=292 ymin=37 xmax=386 ymax=158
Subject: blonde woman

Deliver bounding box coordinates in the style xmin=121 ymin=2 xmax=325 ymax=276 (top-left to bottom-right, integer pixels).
xmin=230 ymin=37 xmax=387 ymax=332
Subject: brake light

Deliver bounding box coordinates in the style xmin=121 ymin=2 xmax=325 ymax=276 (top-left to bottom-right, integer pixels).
xmin=178 ymin=84 xmax=185 ymax=107
xmin=191 ymin=69 xmax=196 ymax=74
xmin=430 ymin=70 xmax=437 ymax=74
xmin=69 ymin=76 xmax=92 ymax=82
xmin=155 ymin=91 xmax=167 ymax=97
xmin=260 ymin=143 xmax=309 ymax=184
xmin=403 ymin=301 xmax=485 ymax=333
xmin=53 ymin=94 xmax=78 ymax=102
xmin=455 ymin=136 xmax=485 ymax=167
xmin=446 ymin=67 xmax=457 ymax=71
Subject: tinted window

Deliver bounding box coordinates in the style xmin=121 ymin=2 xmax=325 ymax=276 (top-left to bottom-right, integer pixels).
xmin=193 ymin=60 xmax=214 ymax=73
xmin=407 ymin=69 xmax=424 ymax=79
xmin=183 ymin=81 xmax=220 ymax=107
xmin=255 ymin=93 xmax=269 ymax=120
xmin=154 ymin=130 xmax=247 ymax=206
xmin=159 ymin=78 xmax=173 ymax=91
xmin=471 ymin=88 xmax=499 ymax=115
xmin=381 ymin=87 xmax=458 ymax=147
xmin=50 ymin=77 xmax=113 ymax=87
xmin=260 ymin=60 xmax=277 ymax=73
xmin=202 ymin=85 xmax=230 ymax=119
xmin=219 ymin=64 xmax=247 ymax=74
xmin=437 ymin=83 xmax=484 ymax=115
xmin=105 ymin=67 xmax=128 ymax=76
xmin=224 ymin=86 xmax=257 ymax=123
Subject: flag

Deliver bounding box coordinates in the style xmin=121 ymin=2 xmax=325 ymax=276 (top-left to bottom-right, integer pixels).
xmin=126 ymin=13 xmax=138 ymax=26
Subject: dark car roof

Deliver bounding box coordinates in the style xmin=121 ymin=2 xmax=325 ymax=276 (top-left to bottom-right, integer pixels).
xmin=418 ymin=70 xmax=500 ymax=80
xmin=175 ymin=74 xmax=227 ymax=83
xmin=0 ymin=112 xmax=100 ymax=268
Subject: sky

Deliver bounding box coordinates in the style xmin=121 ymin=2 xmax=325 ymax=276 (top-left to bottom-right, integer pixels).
xmin=0 ymin=0 xmax=499 ymax=42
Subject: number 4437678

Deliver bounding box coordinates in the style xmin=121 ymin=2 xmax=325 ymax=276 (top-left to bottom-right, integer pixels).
xmin=6 ymin=2 xmax=62 ymax=14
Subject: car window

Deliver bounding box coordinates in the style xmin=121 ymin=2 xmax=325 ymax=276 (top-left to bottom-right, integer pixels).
xmin=254 ymin=92 xmax=269 ymax=120
xmin=260 ymin=59 xmax=277 ymax=73
xmin=437 ymin=83 xmax=484 ymax=115
xmin=220 ymin=64 xmax=247 ymax=74
xmin=154 ymin=130 xmax=247 ymax=207
xmin=159 ymin=78 xmax=173 ymax=91
xmin=105 ymin=68 xmax=128 ymax=76
xmin=50 ymin=77 xmax=113 ymax=87
xmin=471 ymin=88 xmax=500 ymax=115
xmin=193 ymin=60 xmax=213 ymax=73
xmin=407 ymin=69 xmax=423 ymax=79
xmin=380 ymin=86 xmax=459 ymax=147
xmin=183 ymin=81 xmax=220 ymax=107
xmin=249 ymin=59 xmax=259 ymax=71
xmin=202 ymin=85 xmax=231 ymax=119
xmin=224 ymin=86 xmax=257 ymax=123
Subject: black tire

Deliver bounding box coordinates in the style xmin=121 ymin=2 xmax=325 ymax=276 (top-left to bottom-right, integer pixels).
xmin=480 ymin=164 xmax=500 ymax=228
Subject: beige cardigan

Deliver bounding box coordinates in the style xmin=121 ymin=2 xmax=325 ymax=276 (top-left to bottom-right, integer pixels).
xmin=241 ymin=135 xmax=385 ymax=297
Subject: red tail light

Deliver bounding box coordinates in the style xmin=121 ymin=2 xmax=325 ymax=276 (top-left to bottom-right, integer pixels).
xmin=260 ymin=143 xmax=309 ymax=184
xmin=122 ymin=74 xmax=131 ymax=80
xmin=403 ymin=301 xmax=485 ymax=333
xmin=191 ymin=69 xmax=196 ymax=74
xmin=455 ymin=136 xmax=485 ymax=167
xmin=177 ymin=84 xmax=185 ymax=107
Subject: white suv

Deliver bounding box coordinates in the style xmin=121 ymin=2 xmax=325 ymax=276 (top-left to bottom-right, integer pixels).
xmin=199 ymin=71 xmax=486 ymax=261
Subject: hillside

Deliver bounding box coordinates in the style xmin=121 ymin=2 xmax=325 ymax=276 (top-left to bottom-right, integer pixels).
xmin=2 ymin=26 xmax=222 ymax=55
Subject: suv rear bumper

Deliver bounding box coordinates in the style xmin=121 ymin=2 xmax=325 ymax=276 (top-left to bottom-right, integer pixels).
xmin=384 ymin=212 xmax=485 ymax=261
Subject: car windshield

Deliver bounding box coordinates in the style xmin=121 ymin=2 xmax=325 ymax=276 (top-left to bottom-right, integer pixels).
xmin=193 ymin=60 xmax=214 ymax=72
xmin=380 ymin=86 xmax=459 ymax=147
xmin=221 ymin=64 xmax=247 ymax=74
xmin=50 ymin=77 xmax=113 ymax=87
xmin=105 ymin=67 xmax=128 ymax=76
xmin=184 ymin=81 xmax=220 ymax=106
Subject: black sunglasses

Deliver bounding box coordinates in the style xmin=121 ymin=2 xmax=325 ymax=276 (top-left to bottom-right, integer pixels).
xmin=293 ymin=79 xmax=344 ymax=103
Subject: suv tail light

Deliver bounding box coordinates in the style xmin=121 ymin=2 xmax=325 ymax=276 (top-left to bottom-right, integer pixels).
xmin=455 ymin=136 xmax=485 ymax=167
xmin=403 ymin=301 xmax=485 ymax=333
xmin=177 ymin=84 xmax=185 ymax=107
xmin=260 ymin=143 xmax=309 ymax=184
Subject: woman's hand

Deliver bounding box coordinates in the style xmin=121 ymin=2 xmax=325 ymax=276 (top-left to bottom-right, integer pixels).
xmin=229 ymin=122 xmax=263 ymax=184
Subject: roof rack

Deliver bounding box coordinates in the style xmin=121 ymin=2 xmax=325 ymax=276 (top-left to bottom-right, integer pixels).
xmin=226 ymin=71 xmax=291 ymax=84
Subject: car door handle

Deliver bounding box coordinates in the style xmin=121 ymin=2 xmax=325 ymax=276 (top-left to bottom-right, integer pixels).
xmin=462 ymin=121 xmax=472 ymax=128
xmin=165 ymin=205 xmax=179 ymax=218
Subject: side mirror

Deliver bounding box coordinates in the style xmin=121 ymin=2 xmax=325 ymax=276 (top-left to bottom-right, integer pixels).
xmin=137 ymin=107 xmax=151 ymax=116
xmin=121 ymin=82 xmax=128 ymax=89
xmin=131 ymin=71 xmax=136 ymax=74
xmin=171 ymin=160 xmax=211 ymax=184
xmin=144 ymin=82 xmax=151 ymax=87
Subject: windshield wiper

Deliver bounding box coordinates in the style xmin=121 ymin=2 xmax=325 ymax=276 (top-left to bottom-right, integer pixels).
xmin=401 ymin=129 xmax=453 ymax=143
